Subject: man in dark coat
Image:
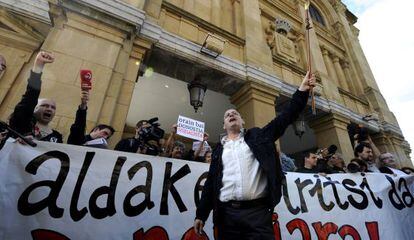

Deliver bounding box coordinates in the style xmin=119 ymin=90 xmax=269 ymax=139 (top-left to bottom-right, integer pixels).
xmin=193 ymin=72 xmax=314 ymax=240
xmin=9 ymin=51 xmax=63 ymax=143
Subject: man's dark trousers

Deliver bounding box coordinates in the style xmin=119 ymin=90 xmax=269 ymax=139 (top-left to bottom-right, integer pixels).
xmin=216 ymin=202 xmax=275 ymax=240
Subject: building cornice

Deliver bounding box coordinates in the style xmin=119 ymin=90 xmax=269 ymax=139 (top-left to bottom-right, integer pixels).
xmin=161 ymin=1 xmax=245 ymax=46
xmin=0 ymin=0 xmax=51 ymax=24
xmin=71 ymin=0 xmax=145 ymax=27
xmin=139 ymin=19 xmax=407 ymax=137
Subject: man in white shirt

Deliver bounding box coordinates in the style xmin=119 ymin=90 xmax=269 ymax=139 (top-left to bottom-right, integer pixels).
xmin=194 ymin=72 xmax=314 ymax=239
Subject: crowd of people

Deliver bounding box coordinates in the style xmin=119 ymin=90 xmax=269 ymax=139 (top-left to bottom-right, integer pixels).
xmin=0 ymin=51 xmax=413 ymax=175
xmin=2 ymin=51 xmax=414 ymax=239
xmin=0 ymin=52 xmax=214 ymax=162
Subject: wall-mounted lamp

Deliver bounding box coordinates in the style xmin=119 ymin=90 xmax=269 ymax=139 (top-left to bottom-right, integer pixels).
xmin=293 ymin=113 xmax=306 ymax=138
xmin=188 ymin=78 xmax=207 ymax=113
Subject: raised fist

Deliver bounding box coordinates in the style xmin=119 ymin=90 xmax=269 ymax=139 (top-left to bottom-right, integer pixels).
xmin=33 ymin=51 xmax=55 ymax=73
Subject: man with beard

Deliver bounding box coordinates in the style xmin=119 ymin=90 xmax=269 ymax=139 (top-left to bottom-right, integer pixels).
xmin=354 ymin=142 xmax=379 ymax=172
xmin=9 ymin=51 xmax=63 ymax=143
xmin=194 ymin=72 xmax=314 ymax=240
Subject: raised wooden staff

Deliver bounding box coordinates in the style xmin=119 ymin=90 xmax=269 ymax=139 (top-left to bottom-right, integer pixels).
xmin=305 ymin=1 xmax=316 ymax=115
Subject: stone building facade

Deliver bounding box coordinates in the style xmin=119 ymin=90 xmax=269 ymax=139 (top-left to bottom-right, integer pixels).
xmin=0 ymin=0 xmax=411 ymax=167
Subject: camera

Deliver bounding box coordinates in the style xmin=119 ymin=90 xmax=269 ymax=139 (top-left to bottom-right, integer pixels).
xmin=316 ymin=144 xmax=338 ymax=160
xmin=347 ymin=159 xmax=367 ymax=173
xmin=136 ymin=117 xmax=165 ymax=156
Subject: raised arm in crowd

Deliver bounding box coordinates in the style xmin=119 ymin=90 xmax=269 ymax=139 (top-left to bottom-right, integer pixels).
xmin=8 ymin=51 xmax=63 ymax=143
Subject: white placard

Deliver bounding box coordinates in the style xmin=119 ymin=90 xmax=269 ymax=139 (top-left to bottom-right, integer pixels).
xmin=176 ymin=115 xmax=205 ymax=141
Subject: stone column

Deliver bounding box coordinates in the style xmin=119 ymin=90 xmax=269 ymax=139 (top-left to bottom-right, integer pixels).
xmin=309 ymin=113 xmax=354 ymax=162
xmin=211 ymin=0 xmax=221 ymax=26
xmin=106 ymin=38 xmax=150 ymax=147
xmin=144 ymin=0 xmax=163 ymax=19
xmin=183 ymin=0 xmax=195 ymax=11
xmin=230 ymin=81 xmax=279 ymax=129
xmin=241 ymin=0 xmax=274 ymax=73
xmin=333 ymin=2 xmax=399 ymax=126
xmin=295 ymin=0 xmax=341 ymax=103
xmin=232 ymin=0 xmax=242 ymax=36
xmin=332 ymin=55 xmax=349 ymax=91
xmin=121 ymin=0 xmax=145 ymax=9
xmin=372 ymin=132 xmax=413 ymax=168
xmin=296 ymin=35 xmax=307 ymax=69
xmin=342 ymin=61 xmax=357 ymax=94
xmin=321 ymin=48 xmax=339 ymax=86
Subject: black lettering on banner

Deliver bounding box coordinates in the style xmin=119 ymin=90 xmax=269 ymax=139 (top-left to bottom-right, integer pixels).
xmin=89 ymin=156 xmax=126 ymax=219
xmin=294 ymin=177 xmax=314 ymax=213
xmin=282 ymin=179 xmax=301 ymax=215
xmin=385 ymin=175 xmax=405 ymax=210
xmin=308 ymin=175 xmax=335 ymax=211
xmin=18 ymin=151 xmax=70 ymax=218
xmin=194 ymin=172 xmax=208 ymax=207
xmin=70 ymin=152 xmax=95 ymax=221
xmin=123 ymin=161 xmax=155 ymax=217
xmin=398 ymin=177 xmax=414 ymax=207
xmin=323 ymin=177 xmax=349 ymax=210
xmin=342 ymin=179 xmax=368 ymax=210
xmin=160 ymin=162 xmax=191 ymax=215
xmin=360 ymin=177 xmax=383 ymax=208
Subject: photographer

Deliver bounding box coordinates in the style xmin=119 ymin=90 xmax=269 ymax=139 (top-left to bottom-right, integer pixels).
xmin=9 ymin=51 xmax=63 ymax=143
xmin=115 ymin=119 xmax=164 ymax=155
xmin=314 ymin=145 xmax=338 ymax=174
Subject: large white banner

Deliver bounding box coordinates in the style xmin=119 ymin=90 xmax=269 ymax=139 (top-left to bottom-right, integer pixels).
xmin=0 ymin=140 xmax=414 ymax=240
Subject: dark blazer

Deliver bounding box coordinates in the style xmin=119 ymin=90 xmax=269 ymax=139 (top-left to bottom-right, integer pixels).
xmin=67 ymin=107 xmax=88 ymax=145
xmin=9 ymin=71 xmax=63 ymax=143
xmin=196 ymin=89 xmax=309 ymax=224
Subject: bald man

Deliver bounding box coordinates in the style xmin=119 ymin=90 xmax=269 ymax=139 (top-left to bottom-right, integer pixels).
xmin=9 ymin=51 xmax=62 ymax=143
xmin=195 ymin=72 xmax=315 ymax=240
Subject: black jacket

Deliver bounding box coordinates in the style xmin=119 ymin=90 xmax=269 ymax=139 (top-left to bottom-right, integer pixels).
xmin=9 ymin=71 xmax=63 ymax=143
xmin=67 ymin=107 xmax=88 ymax=145
xmin=196 ymin=89 xmax=309 ymax=224
xmin=115 ymin=137 xmax=141 ymax=153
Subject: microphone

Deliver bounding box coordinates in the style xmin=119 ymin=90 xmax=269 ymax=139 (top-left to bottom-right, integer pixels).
xmin=0 ymin=121 xmax=37 ymax=147
xmin=80 ymin=69 xmax=92 ymax=91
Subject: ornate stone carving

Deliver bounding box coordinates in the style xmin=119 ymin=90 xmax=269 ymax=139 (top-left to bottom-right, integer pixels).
xmin=265 ymin=20 xmax=299 ymax=63
xmin=275 ymin=34 xmax=297 ymax=63
xmin=265 ymin=21 xmax=277 ymax=49
xmin=275 ymin=19 xmax=291 ymax=35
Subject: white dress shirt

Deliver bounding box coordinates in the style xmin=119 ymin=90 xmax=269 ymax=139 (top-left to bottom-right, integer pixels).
xmin=219 ymin=134 xmax=268 ymax=202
